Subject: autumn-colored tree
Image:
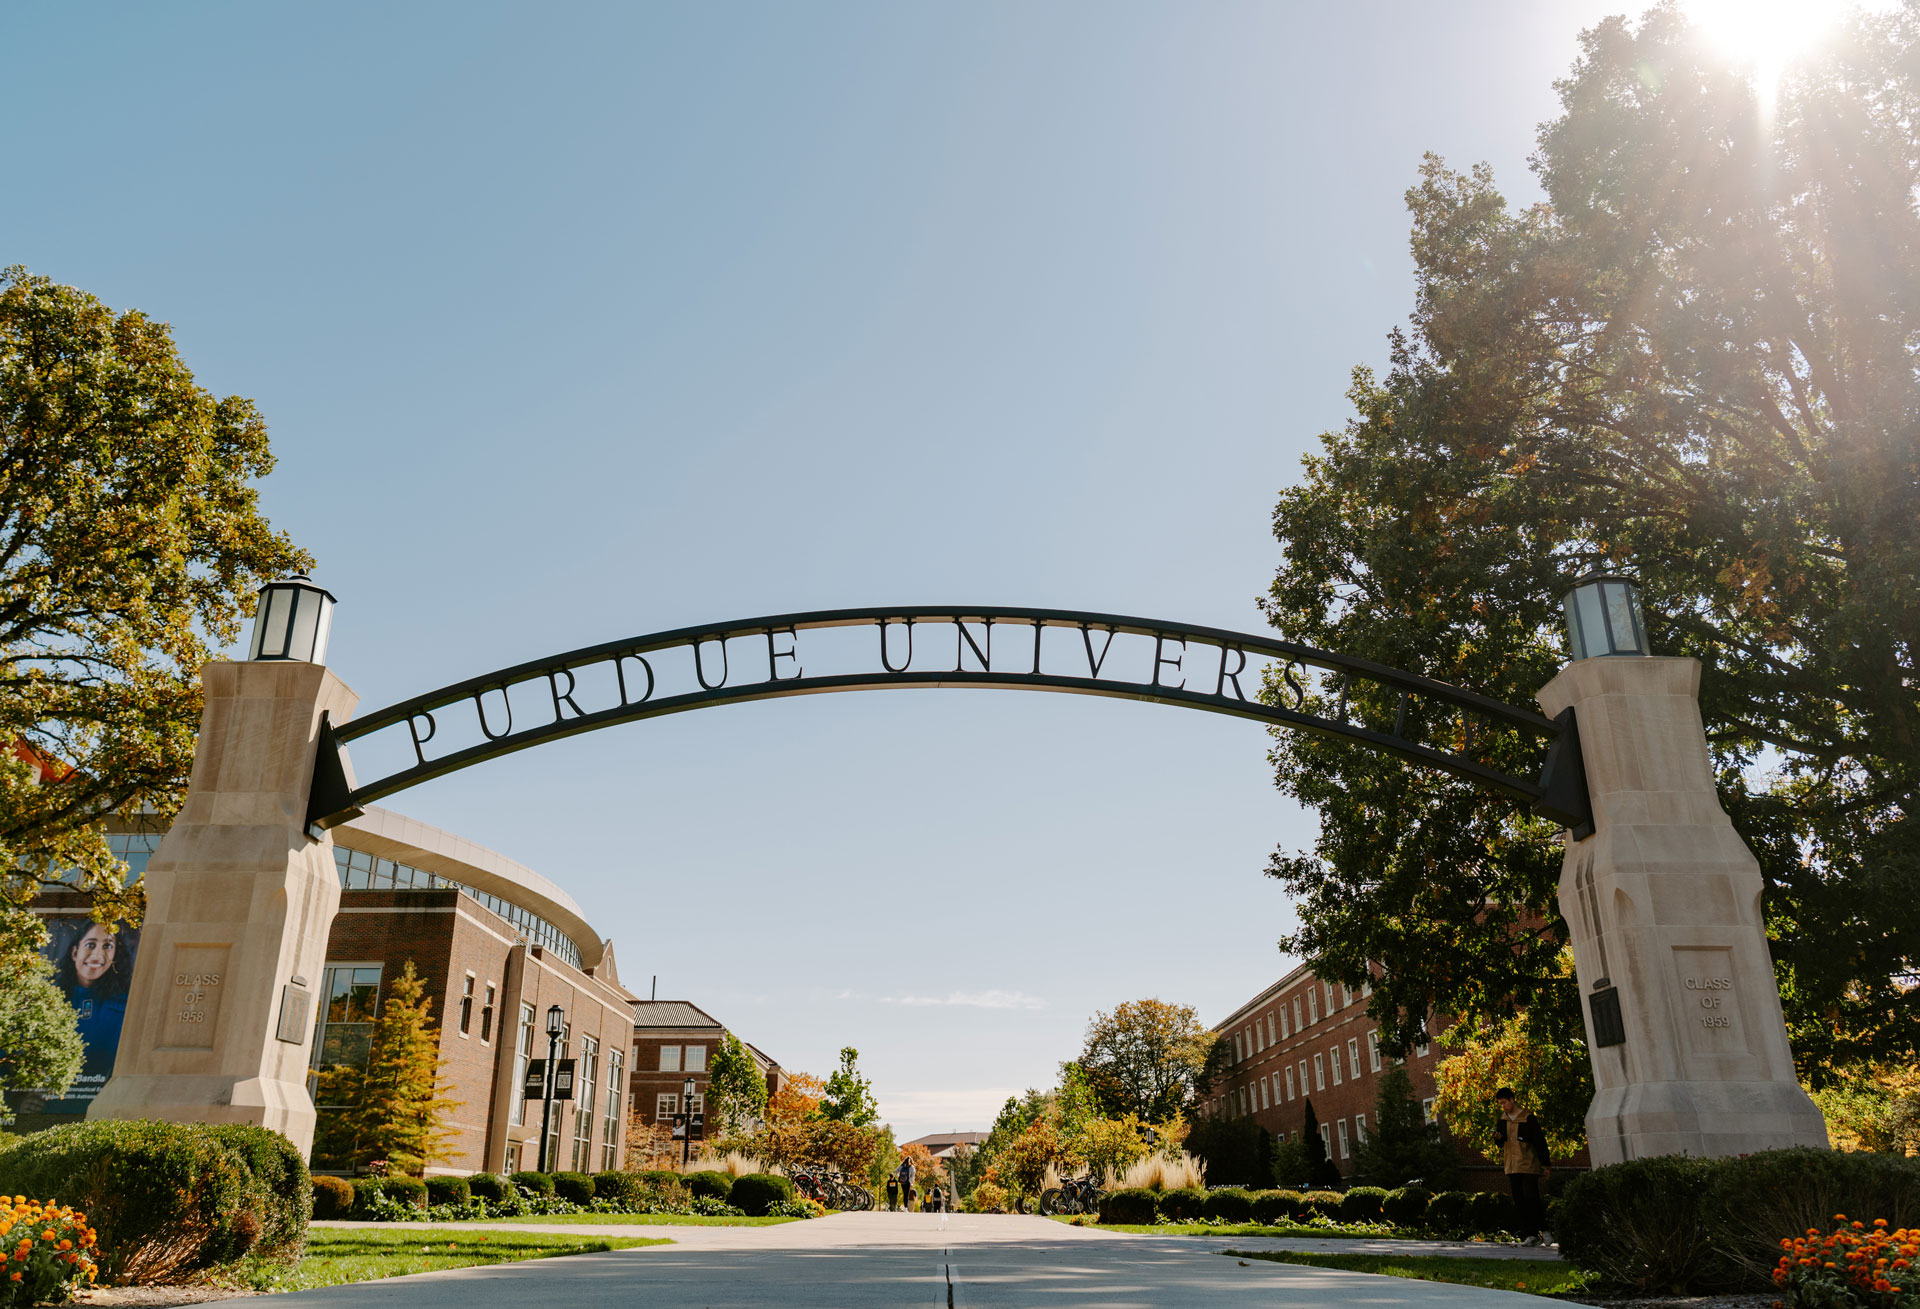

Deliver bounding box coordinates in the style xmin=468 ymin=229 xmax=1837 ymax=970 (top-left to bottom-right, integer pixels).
xmin=347 ymin=961 xmax=461 ymax=1175
xmin=1431 ymin=1013 xmax=1591 ymax=1163
xmin=897 ymin=1141 xmax=943 ymax=1196
xmin=997 ymin=1116 xmax=1071 ymax=1201
xmin=767 ymin=1071 xmax=825 ymax=1124
xmin=1262 ymin=5 xmax=1919 ymax=1076
xmin=1070 ymin=1114 xmax=1152 ymax=1182
xmin=1078 ymin=999 xmax=1212 ymax=1120
xmin=0 ymin=268 xmax=310 ymax=952
xmin=706 ymin=1032 xmax=769 ymax=1136
xmin=623 ymin=1115 xmax=678 ymax=1172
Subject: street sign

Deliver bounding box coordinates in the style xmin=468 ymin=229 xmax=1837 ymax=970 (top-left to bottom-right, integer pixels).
xmin=553 ymin=1058 xmax=576 ymax=1100
xmin=522 ymin=1059 xmax=547 ymax=1098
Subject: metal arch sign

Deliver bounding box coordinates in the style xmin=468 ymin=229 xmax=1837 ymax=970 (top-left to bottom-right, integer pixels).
xmin=304 ymin=606 xmax=1593 ymax=835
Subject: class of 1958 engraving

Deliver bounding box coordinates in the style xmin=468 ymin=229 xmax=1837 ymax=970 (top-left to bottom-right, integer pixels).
xmin=162 ymin=944 xmax=231 ymax=1050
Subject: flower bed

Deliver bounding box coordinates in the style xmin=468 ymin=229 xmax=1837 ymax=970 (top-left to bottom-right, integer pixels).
xmin=1774 ymin=1217 xmax=1918 ymax=1307
xmin=0 ymin=1197 xmax=99 ymax=1307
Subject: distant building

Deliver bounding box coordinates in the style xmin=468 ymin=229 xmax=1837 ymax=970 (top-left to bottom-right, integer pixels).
xmin=903 ymin=1131 xmax=988 ymax=1160
xmin=628 ymin=1000 xmax=787 ymax=1141
xmin=1203 ymin=964 xmax=1589 ymax=1190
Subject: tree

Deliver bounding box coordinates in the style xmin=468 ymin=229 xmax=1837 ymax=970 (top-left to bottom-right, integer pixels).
xmin=347 ymin=961 xmax=460 ymax=1175
xmin=0 ymin=268 xmax=309 ymax=948
xmin=1298 ymin=1098 xmax=1341 ymax=1187
xmin=767 ymin=1070 xmax=825 ymax=1125
xmin=1352 ymin=1067 xmax=1457 ymax=1189
xmin=0 ymin=943 xmax=82 ymax=1118
xmin=820 ymin=1047 xmax=879 ymax=1126
xmin=1805 ymin=1063 xmax=1919 ymax=1156
xmin=1078 ymin=999 xmax=1212 ymax=1121
xmin=707 ymin=1032 xmax=768 ymax=1136
xmin=1262 ymin=5 xmax=1920 ymax=1076
xmin=995 ymin=1116 xmax=1068 ymax=1202
xmin=1431 ymin=1013 xmax=1592 ymax=1164
xmin=1184 ymin=1115 xmax=1273 ymax=1189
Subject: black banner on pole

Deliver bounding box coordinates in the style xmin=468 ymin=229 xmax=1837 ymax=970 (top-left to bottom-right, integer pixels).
xmin=522 ymin=1059 xmax=547 ymax=1098
xmin=553 ymin=1058 xmax=576 ymax=1100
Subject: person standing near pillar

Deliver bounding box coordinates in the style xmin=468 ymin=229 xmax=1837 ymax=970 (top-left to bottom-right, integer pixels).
xmin=895 ymin=1156 xmax=915 ymax=1215
xmin=1492 ymin=1087 xmax=1552 ymax=1245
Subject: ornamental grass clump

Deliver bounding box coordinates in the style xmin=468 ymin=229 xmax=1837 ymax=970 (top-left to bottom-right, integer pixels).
xmin=1114 ymin=1151 xmax=1206 ymax=1192
xmin=0 ymin=1197 xmax=100 ymax=1306
xmin=1773 ymin=1217 xmax=1919 ymax=1307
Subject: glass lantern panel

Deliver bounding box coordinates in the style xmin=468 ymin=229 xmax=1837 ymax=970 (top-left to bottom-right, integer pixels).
xmin=1603 ymin=582 xmax=1643 ymax=654
xmin=247 ymin=593 xmax=270 ymax=659
xmin=255 ymin=586 xmax=291 ymax=658
xmin=1575 ymin=585 xmax=1610 ymax=658
xmin=310 ymin=598 xmax=334 ymax=666
xmin=287 ymin=590 xmax=322 ymax=661
xmin=1564 ymin=592 xmax=1588 ymax=659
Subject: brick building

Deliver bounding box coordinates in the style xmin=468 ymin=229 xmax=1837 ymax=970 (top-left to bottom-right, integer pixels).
xmin=628 ymin=1000 xmax=788 ymax=1147
xmin=1203 ymin=964 xmax=1586 ymax=1190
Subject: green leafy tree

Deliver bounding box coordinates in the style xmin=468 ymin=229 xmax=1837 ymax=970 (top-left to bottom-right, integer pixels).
xmin=1298 ymin=1098 xmax=1341 ymax=1186
xmin=1262 ymin=4 xmax=1920 ymax=1077
xmin=0 ymin=268 xmax=310 ymax=949
xmin=347 ymin=961 xmax=460 ymax=1175
xmin=1078 ymin=998 xmax=1211 ymax=1120
xmin=0 ymin=943 xmax=82 ymax=1118
xmin=820 ymin=1046 xmax=879 ymax=1126
xmin=1352 ymin=1067 xmax=1457 ymax=1189
xmin=707 ymin=1031 xmax=768 ymax=1136
xmin=1431 ymin=1013 xmax=1591 ymax=1163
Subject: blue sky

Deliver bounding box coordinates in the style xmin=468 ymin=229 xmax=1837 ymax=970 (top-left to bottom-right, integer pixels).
xmin=5 ymin=0 xmax=1628 ymax=1137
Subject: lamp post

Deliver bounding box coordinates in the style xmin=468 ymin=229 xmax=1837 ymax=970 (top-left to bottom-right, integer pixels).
xmin=537 ymin=1003 xmax=565 ymax=1172
xmin=1562 ymin=571 xmax=1650 ymax=660
xmin=247 ymin=574 xmax=337 ymax=664
xmin=681 ymin=1074 xmax=696 ymax=1168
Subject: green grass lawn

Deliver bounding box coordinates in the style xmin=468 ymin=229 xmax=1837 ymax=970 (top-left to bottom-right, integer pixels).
xmin=242 ymin=1227 xmax=669 ymax=1291
xmin=466 ymin=1212 xmax=802 ymax=1227
xmin=1223 ymin=1249 xmax=1592 ymax=1297
xmin=1051 ymin=1217 xmax=1387 ymax=1239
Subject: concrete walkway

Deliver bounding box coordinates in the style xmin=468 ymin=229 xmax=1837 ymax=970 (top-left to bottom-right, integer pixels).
xmin=289 ymin=1213 xmax=1566 ymax=1305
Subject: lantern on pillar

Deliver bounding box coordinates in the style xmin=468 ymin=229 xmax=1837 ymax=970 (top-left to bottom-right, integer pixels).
xmin=1562 ymin=572 xmax=1650 ymax=660
xmin=247 ymin=575 xmax=336 ymax=665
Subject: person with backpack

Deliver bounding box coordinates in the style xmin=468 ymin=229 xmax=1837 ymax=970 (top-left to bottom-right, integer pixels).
xmin=1492 ymin=1086 xmax=1553 ymax=1245
xmin=896 ymin=1156 xmax=916 ymax=1214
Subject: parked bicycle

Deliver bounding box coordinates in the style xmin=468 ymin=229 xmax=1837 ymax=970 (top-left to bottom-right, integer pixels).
xmin=1039 ymin=1170 xmax=1103 ymax=1216
xmin=791 ymin=1166 xmax=873 ymax=1211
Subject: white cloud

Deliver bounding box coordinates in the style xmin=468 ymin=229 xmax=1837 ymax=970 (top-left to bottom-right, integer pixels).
xmin=877 ymin=989 xmax=1046 ymax=1010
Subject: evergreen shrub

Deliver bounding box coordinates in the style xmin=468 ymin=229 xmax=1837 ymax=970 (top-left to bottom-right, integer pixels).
xmin=730 ymin=1173 xmax=794 ymax=1217
xmin=0 ymin=1119 xmax=309 ymax=1285
xmin=1381 ymin=1185 xmax=1431 ymax=1227
xmin=1249 ymin=1190 xmax=1300 ymax=1225
xmin=1099 ymin=1188 xmax=1158 ymax=1225
xmin=1157 ymin=1186 xmax=1207 ymax=1221
xmin=1424 ymin=1190 xmax=1471 ymax=1236
xmin=1466 ymin=1189 xmax=1515 ymax=1234
xmin=510 ymin=1170 xmax=555 ymax=1196
xmin=683 ymin=1170 xmax=733 ymax=1203
xmin=376 ymin=1176 xmax=428 ymax=1210
xmin=552 ymin=1172 xmax=595 ymax=1205
xmin=1339 ymin=1186 xmax=1389 ymax=1224
xmin=424 ymin=1175 xmax=470 ymax=1207
xmin=311 ymin=1176 xmax=355 ymax=1220
xmin=1301 ymin=1189 xmax=1344 ymax=1220
xmin=1201 ymin=1188 xmax=1253 ymax=1223
xmin=467 ymin=1173 xmax=508 ymax=1203
xmin=593 ymin=1171 xmax=641 ymax=1205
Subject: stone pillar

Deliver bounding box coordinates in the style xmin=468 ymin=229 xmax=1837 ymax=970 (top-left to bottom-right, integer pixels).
xmin=1539 ymin=655 xmax=1826 ymax=1164
xmin=88 ymin=660 xmax=356 ymax=1157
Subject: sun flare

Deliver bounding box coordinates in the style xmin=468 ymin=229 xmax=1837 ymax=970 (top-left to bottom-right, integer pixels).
xmin=1683 ymin=0 xmax=1879 ymax=103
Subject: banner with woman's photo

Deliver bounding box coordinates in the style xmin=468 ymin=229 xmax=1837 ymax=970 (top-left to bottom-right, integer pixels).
xmin=9 ymin=917 xmax=140 ymax=1117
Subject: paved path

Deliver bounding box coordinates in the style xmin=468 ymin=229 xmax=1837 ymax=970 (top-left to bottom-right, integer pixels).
xmin=290 ymin=1213 xmax=1564 ymax=1305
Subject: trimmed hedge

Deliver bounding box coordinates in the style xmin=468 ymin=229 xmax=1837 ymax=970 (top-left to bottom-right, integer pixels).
xmin=311 ymin=1175 xmax=355 ymax=1220
xmin=1467 ymin=1189 xmax=1516 ymax=1235
xmin=510 ymin=1170 xmax=555 ymax=1196
xmin=468 ymin=1173 xmax=509 ymax=1202
xmin=1381 ymin=1185 xmax=1431 ymax=1227
xmin=425 ymin=1175 xmax=470 ymax=1207
xmin=594 ymin=1171 xmax=643 ymax=1205
xmin=1425 ymin=1189 xmax=1471 ymax=1237
xmin=1339 ymin=1186 xmax=1389 ymax=1224
xmin=1300 ymin=1189 xmax=1343 ymax=1220
xmin=730 ymin=1173 xmax=794 ymax=1217
xmin=1249 ymin=1189 xmax=1302 ymax=1225
xmin=0 ymin=1120 xmax=310 ymax=1285
xmin=683 ymin=1170 xmax=734 ymax=1203
xmin=354 ymin=1175 xmax=425 ymax=1215
xmin=1099 ymin=1187 xmax=1158 ymax=1225
xmin=1200 ymin=1188 xmax=1253 ymax=1223
xmin=552 ymin=1171 xmax=596 ymax=1205
xmin=1157 ymin=1186 xmax=1207 ymax=1221
xmin=636 ymin=1169 xmax=681 ymax=1188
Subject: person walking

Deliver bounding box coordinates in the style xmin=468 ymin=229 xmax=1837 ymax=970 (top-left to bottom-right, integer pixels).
xmin=885 ymin=1174 xmax=900 ymax=1211
xmin=896 ymin=1156 xmax=916 ymax=1214
xmin=1492 ymin=1087 xmax=1552 ymax=1245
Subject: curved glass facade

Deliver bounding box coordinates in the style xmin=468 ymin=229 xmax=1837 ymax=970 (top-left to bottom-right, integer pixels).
xmin=332 ymin=845 xmax=583 ymax=970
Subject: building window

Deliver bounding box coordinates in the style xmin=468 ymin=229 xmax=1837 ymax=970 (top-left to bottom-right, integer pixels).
xmin=458 ymin=975 xmax=475 ymax=1035
xmin=657 ymin=1093 xmax=679 ymax=1121
xmin=1279 ymin=1006 xmax=1290 ymax=1040
xmin=1415 ymin=1031 xmax=1431 ymax=1059
xmin=660 ymin=1044 xmax=682 ymax=1072
xmin=1343 ymin=984 xmax=1355 ymax=1007
xmin=480 ymin=983 xmax=496 ymax=1043
xmin=1284 ymin=1066 xmax=1296 ymax=1100
xmin=510 ymin=1004 xmax=534 ymax=1126
xmin=1299 ymin=1059 xmax=1309 ymax=1095
xmin=1362 ymin=974 xmax=1372 ymax=997
xmin=1266 ymin=1013 xmax=1276 ymax=1045
xmin=1259 ymin=1079 xmax=1270 ymax=1110
xmin=602 ymin=1049 xmax=624 ymax=1171
xmin=1422 ymin=1097 xmax=1437 ymax=1124
xmin=1313 ymin=1053 xmax=1325 ymax=1091
xmin=1368 ymin=1031 xmax=1382 ymax=1073
xmin=504 ymin=1142 xmax=520 ymax=1174
xmin=1355 ymin=1113 xmax=1368 ymax=1144
xmin=1319 ymin=1122 xmax=1331 ymax=1154
xmin=1293 ymin=996 xmax=1303 ymax=1030
xmin=571 ymin=1036 xmax=599 ymax=1171
xmin=1271 ymin=1072 xmax=1282 ymax=1105
xmin=1308 ymin=990 xmax=1319 ymax=1024
xmin=685 ymin=1045 xmax=707 ymax=1072
xmin=1324 ymin=981 xmax=1335 ymax=1012
xmin=1337 ymin=1118 xmax=1351 ymax=1159
xmin=1331 ymin=1045 xmax=1343 ymax=1085
xmin=1348 ymin=1037 xmax=1361 ymax=1077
